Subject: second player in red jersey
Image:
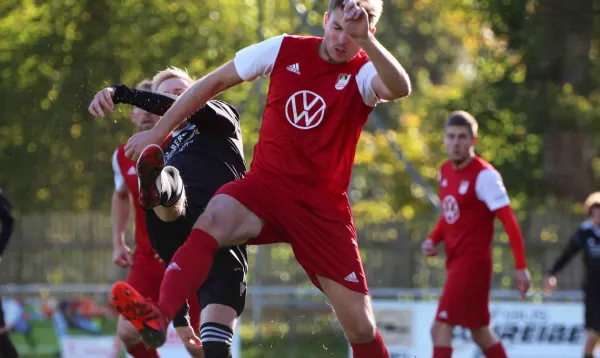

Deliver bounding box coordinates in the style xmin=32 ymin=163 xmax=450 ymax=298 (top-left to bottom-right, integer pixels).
xmin=422 ymin=111 xmax=530 ymax=358
xmin=114 ymin=1 xmax=411 ymax=356
xmin=109 ymin=79 xmax=168 ymax=358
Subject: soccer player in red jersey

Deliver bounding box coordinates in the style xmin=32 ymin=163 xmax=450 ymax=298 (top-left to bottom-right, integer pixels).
xmin=421 ymin=111 xmax=531 ymax=358
xmin=111 ymin=0 xmax=410 ymax=356
xmin=109 ymin=79 xmax=166 ymax=358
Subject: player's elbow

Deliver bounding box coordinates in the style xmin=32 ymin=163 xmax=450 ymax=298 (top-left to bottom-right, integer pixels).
xmin=392 ymin=75 xmax=412 ymax=99
xmin=379 ymin=76 xmax=411 ymax=101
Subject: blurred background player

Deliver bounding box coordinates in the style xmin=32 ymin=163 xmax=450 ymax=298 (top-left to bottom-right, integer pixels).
xmin=0 ymin=188 xmax=18 ymax=358
xmin=92 ymin=66 xmax=251 ymax=358
xmin=115 ymin=0 xmax=410 ymax=357
xmin=108 ymin=78 xmax=200 ymax=357
xmin=421 ymin=111 xmax=530 ymax=358
xmin=544 ymin=192 xmax=600 ymax=358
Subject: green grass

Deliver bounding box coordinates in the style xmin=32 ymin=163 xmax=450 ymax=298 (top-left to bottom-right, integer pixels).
xmin=10 ymin=318 xmax=349 ymax=358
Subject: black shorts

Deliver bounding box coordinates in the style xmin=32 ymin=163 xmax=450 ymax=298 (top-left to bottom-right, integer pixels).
xmin=585 ymin=291 xmax=600 ymax=332
xmin=145 ymin=184 xmax=248 ymax=318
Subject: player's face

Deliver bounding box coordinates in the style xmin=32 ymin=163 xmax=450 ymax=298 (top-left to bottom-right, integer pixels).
xmin=591 ymin=206 xmax=600 ymax=224
xmin=156 ymin=77 xmax=191 ymax=96
xmin=130 ymin=106 xmax=159 ymax=132
xmin=444 ymin=125 xmax=475 ymax=162
xmin=322 ymin=9 xmax=370 ymax=64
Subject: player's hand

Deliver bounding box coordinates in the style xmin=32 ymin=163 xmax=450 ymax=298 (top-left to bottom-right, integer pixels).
xmin=88 ymin=87 xmax=115 ymax=118
xmin=342 ymin=0 xmax=370 ymax=41
xmin=543 ymin=275 xmax=557 ymax=293
xmin=421 ymin=238 xmax=438 ymax=257
xmin=176 ymin=325 xmax=204 ymax=358
xmin=112 ymin=244 xmax=133 ymax=268
xmin=124 ymin=129 xmax=162 ymax=161
xmin=515 ymin=268 xmax=531 ymax=299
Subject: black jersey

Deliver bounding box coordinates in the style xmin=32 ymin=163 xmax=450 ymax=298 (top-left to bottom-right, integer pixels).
xmin=112 ymin=85 xmax=247 ymax=195
xmin=548 ymin=220 xmax=600 ymax=292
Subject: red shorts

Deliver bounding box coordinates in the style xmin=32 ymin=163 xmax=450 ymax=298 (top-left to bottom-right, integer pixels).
xmin=435 ymin=259 xmax=492 ymax=329
xmin=127 ymin=250 xmax=200 ymax=331
xmin=216 ymin=172 xmax=368 ymax=294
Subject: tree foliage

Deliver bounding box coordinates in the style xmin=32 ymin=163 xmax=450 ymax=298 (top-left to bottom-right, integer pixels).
xmin=1 ymin=0 xmax=598 ymax=221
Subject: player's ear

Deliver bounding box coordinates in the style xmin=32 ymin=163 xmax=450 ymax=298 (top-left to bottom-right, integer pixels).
xmin=472 ymin=136 xmax=478 ymax=146
xmin=370 ymin=27 xmax=376 ymax=35
xmin=323 ymin=12 xmax=329 ymax=29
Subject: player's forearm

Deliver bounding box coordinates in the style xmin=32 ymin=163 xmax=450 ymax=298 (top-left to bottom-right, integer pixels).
xmin=548 ymin=241 xmax=579 ymax=276
xmin=153 ymin=71 xmax=233 ymax=139
xmin=111 ymin=191 xmax=131 ymax=248
xmin=355 ymin=34 xmax=411 ymax=99
xmin=429 ymin=216 xmax=444 ymax=245
xmin=112 ymin=84 xmax=177 ymax=116
xmin=495 ymin=206 xmax=527 ymax=269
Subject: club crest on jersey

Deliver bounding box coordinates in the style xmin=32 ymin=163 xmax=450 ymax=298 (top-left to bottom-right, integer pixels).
xmin=442 ymin=195 xmax=459 ymax=224
xmin=285 ymin=90 xmax=326 ymax=130
xmin=335 ymin=74 xmax=352 ymax=90
xmin=458 ymin=180 xmax=469 ymax=195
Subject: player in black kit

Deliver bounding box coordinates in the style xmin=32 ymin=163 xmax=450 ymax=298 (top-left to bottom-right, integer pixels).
xmin=0 ymin=189 xmax=18 ymax=358
xmin=88 ymin=67 xmax=255 ymax=358
xmin=545 ymin=192 xmax=600 ymax=358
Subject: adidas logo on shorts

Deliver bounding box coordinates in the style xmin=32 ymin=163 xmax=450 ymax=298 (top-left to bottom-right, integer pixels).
xmin=344 ymin=272 xmax=359 ymax=283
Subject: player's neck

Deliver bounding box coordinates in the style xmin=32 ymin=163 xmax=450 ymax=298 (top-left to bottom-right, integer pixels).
xmin=451 ymin=155 xmax=474 ymax=170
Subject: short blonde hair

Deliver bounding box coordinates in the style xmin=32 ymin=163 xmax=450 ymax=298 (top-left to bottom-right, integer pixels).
xmin=584 ymin=192 xmax=600 ymax=216
xmin=135 ymin=79 xmax=153 ymax=91
xmin=151 ymin=66 xmax=195 ymax=91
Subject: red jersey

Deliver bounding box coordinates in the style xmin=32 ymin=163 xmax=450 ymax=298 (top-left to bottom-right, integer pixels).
xmin=438 ymin=156 xmax=510 ymax=264
xmin=112 ymin=144 xmax=152 ymax=254
xmin=233 ymin=35 xmax=381 ymax=205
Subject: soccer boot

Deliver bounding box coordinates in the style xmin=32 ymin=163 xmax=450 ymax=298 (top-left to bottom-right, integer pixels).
xmin=136 ymin=144 xmax=165 ymax=210
xmin=111 ymin=281 xmax=168 ymax=349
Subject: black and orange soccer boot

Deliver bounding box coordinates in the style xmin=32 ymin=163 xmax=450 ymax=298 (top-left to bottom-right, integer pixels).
xmin=136 ymin=144 xmax=165 ymax=210
xmin=111 ymin=281 xmax=168 ymax=349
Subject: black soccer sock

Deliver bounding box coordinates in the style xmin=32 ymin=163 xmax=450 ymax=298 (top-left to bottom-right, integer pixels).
xmin=158 ymin=166 xmax=184 ymax=207
xmin=200 ymin=322 xmax=233 ymax=358
xmin=0 ymin=333 xmax=19 ymax=358
xmin=584 ymin=354 xmax=593 ymax=358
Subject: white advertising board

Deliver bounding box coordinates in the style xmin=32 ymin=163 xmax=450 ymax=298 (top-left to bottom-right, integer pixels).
xmin=364 ymin=300 xmax=598 ymax=358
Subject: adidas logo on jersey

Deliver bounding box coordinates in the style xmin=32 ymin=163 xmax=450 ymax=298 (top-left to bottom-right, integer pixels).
xmin=344 ymin=272 xmax=359 ymax=283
xmin=287 ymin=63 xmax=300 ymax=75
xmin=166 ymin=262 xmax=181 ymax=272
xmin=438 ymin=310 xmax=448 ymax=319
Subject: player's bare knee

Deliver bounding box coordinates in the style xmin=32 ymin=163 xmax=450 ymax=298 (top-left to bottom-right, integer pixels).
xmin=344 ymin=319 xmax=376 ymax=343
xmin=117 ymin=318 xmax=141 ymax=346
xmin=470 ymin=327 xmax=497 ymax=349
xmin=431 ymin=321 xmax=453 ymax=346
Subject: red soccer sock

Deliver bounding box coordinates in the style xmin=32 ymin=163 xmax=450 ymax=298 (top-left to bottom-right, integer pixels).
xmin=484 ymin=342 xmax=508 ymax=358
xmin=433 ymin=346 xmax=452 ymax=358
xmin=126 ymin=341 xmax=160 ymax=358
xmin=350 ymin=331 xmax=389 ymax=358
xmin=158 ymin=228 xmax=219 ymax=321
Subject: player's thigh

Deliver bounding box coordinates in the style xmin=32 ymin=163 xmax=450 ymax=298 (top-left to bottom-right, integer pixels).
xmin=209 ymin=174 xmax=295 ymax=246
xmin=317 ymin=275 xmax=376 ymax=343
xmin=195 ymin=194 xmax=263 ymax=246
xmin=198 ymin=246 xmax=248 ymax=321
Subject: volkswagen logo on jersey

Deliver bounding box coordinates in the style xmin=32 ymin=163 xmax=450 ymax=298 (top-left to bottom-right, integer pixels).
xmin=285 ymin=90 xmax=326 ymax=129
xmin=442 ymin=195 xmax=460 ymax=224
